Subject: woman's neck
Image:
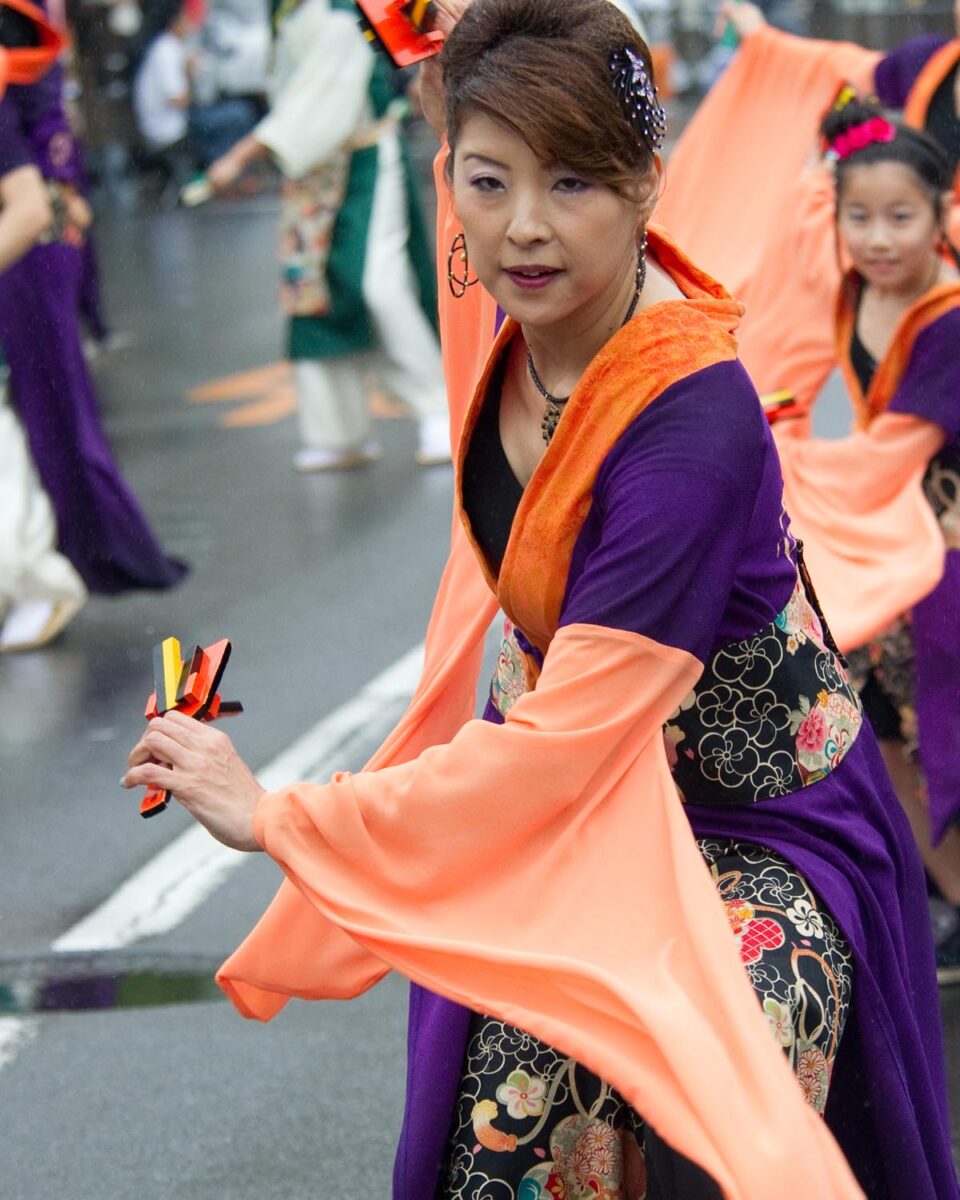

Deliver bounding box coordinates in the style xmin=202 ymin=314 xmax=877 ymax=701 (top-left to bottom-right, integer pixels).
xmin=519 ymin=256 xmax=683 ymax=401
xmin=520 ymin=258 xmax=640 ymax=401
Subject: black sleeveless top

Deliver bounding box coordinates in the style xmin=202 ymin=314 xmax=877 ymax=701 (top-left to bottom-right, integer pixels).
xmin=850 ymin=322 xmax=878 ymax=396
xmin=461 ymin=360 xmax=525 ymax=570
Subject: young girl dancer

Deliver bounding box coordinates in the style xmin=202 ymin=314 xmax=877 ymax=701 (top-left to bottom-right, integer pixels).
xmin=770 ymin=96 xmax=960 ymax=972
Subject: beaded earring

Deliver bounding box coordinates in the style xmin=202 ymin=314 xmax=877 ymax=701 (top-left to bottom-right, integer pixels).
xmin=447 ymin=231 xmax=479 ymax=299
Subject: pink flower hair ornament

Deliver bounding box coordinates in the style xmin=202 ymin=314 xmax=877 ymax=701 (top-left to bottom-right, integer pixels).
xmin=827 ymin=117 xmax=896 ymax=161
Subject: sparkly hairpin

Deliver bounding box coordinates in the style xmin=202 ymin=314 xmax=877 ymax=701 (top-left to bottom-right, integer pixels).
xmin=609 ymin=46 xmax=666 ymax=152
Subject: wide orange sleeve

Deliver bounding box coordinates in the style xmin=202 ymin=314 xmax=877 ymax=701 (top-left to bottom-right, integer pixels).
xmin=735 ymin=166 xmax=841 ymax=406
xmin=221 ymin=622 xmax=863 ymax=1200
xmin=656 ymin=26 xmax=879 ymax=294
xmin=774 ymin=412 xmax=946 ymax=648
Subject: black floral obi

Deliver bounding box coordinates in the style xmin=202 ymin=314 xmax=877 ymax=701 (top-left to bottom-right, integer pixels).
xmin=923 ymin=442 xmax=960 ymax=551
xmin=490 ymin=576 xmax=863 ymax=807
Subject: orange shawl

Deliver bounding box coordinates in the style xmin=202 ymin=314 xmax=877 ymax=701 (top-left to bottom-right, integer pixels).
xmin=219 ymin=217 xmax=863 ymax=1197
xmin=836 ymin=274 xmax=960 ymax=430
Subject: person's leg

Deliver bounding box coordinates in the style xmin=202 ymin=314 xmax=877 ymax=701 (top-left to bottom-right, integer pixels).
xmin=0 ymin=385 xmax=85 ymax=651
xmin=361 ymin=132 xmax=450 ymax=465
xmin=293 ymin=357 xmax=380 ymax=472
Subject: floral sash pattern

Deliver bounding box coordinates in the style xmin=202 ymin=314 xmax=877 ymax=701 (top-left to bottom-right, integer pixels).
xmin=436 ymin=841 xmax=853 ymax=1200
xmin=277 ymin=151 xmax=351 ymax=317
xmin=666 ymin=578 xmax=862 ymax=804
xmin=923 ymin=444 xmax=960 ymax=551
xmin=489 ymin=577 xmax=862 ymax=807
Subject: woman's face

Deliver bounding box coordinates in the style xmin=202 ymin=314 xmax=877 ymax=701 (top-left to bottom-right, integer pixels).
xmin=451 ymin=110 xmax=649 ymax=332
xmin=837 ymin=160 xmax=942 ymax=294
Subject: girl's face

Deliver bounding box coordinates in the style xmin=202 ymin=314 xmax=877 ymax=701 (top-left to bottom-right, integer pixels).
xmin=451 ymin=110 xmax=651 ymax=333
xmin=837 ymin=160 xmax=942 ymax=294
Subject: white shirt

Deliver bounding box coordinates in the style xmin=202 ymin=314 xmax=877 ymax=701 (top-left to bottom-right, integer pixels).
xmin=133 ymin=33 xmax=189 ymax=150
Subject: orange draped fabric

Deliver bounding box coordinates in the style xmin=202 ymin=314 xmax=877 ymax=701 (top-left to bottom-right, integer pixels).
xmin=219 ymin=204 xmax=865 ymax=1196
xmin=835 ymin=277 xmax=960 ymax=430
xmin=772 ymin=279 xmax=960 ymax=649
xmin=656 ymin=26 xmax=880 ymax=407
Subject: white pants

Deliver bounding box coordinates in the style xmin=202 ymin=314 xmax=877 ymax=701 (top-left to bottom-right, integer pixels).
xmin=296 ymin=132 xmax=447 ymax=452
xmin=0 ymin=384 xmax=86 ymax=616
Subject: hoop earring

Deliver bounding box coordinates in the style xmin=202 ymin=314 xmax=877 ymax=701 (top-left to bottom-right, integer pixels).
xmin=447 ymin=232 xmax=479 ymax=299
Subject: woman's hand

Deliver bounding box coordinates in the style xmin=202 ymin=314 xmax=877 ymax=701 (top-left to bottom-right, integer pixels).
xmin=123 ymin=711 xmax=265 ymax=852
xmin=62 ymin=186 xmax=93 ymax=232
xmin=716 ymin=1 xmax=767 ymax=40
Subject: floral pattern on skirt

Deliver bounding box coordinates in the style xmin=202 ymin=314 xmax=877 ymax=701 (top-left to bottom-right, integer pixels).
xmin=435 ymin=841 xmax=853 ymax=1200
xmin=846 ymin=616 xmax=918 ymax=759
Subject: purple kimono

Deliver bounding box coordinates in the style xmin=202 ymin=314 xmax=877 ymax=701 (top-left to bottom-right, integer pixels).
xmin=0 ymin=74 xmax=186 ymax=593
xmin=394 ymin=349 xmax=958 ymax=1198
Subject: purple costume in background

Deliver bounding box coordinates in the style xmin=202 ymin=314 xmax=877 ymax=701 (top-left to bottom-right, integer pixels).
xmin=0 ymin=68 xmax=186 ymax=592
xmin=394 ymin=346 xmax=958 ymax=1197
xmin=854 ymin=309 xmax=960 ymax=844
xmin=874 ymin=33 xmax=952 ymax=108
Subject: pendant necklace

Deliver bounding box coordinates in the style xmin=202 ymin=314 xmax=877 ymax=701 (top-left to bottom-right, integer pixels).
xmin=529 ymin=253 xmax=646 ymax=444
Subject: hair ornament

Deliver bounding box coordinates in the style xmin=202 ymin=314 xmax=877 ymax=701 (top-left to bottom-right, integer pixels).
xmin=827 ymin=116 xmax=896 ymax=161
xmin=833 ymin=85 xmax=857 ymax=112
xmin=609 ymin=46 xmax=666 ymax=152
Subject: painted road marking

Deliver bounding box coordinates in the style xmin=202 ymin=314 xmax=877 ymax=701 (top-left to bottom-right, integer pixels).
xmin=0 ymin=644 xmax=425 ymax=1078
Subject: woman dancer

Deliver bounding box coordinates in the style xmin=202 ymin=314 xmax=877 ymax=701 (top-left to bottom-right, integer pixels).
xmin=768 ymin=96 xmax=960 ymax=972
xmin=125 ymin=2 xmax=955 ymax=1196
xmin=0 ymin=0 xmax=187 ymax=594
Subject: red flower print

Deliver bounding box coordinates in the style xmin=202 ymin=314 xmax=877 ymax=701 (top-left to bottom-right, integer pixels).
xmin=796 ymin=707 xmax=829 ymax=754
xmin=735 ymin=917 xmax=785 ymax=965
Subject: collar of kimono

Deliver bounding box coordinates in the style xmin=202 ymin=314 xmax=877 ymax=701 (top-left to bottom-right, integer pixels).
xmin=836 ymin=271 xmax=960 ymax=429
xmin=902 ymin=38 xmax=960 ymax=198
xmin=0 ymin=0 xmax=67 ymax=93
xmin=455 ymin=227 xmax=742 ymax=654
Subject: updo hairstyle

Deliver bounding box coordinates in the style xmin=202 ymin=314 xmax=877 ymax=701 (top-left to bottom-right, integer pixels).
xmin=440 ymin=0 xmax=658 ymax=198
xmin=822 ymin=95 xmax=954 ymax=220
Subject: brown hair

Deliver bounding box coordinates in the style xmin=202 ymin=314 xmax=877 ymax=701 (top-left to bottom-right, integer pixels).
xmin=441 ymin=0 xmax=657 ymax=196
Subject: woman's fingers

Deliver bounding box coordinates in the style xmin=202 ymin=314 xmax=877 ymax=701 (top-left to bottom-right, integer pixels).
xmin=123 ymin=713 xmax=263 ymax=852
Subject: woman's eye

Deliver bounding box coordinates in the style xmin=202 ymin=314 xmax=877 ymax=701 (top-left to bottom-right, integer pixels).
xmin=893 ymin=211 xmax=913 ymax=223
xmin=554 ymin=177 xmax=588 ymax=194
xmin=470 ymin=175 xmax=504 ymax=193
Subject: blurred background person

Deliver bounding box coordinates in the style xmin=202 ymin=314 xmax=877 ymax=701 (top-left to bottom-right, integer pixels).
xmin=132 ymin=0 xmax=258 ymax=197
xmin=203 ymin=0 xmax=450 ymax=471
xmin=0 ymin=5 xmax=188 ymax=597
xmin=0 ymin=0 xmax=86 ymax=650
